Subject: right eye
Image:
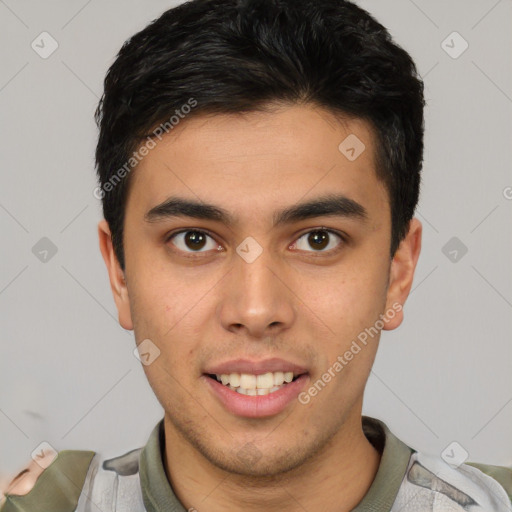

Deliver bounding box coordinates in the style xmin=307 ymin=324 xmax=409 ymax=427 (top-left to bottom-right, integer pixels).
xmin=166 ymin=229 xmax=222 ymax=255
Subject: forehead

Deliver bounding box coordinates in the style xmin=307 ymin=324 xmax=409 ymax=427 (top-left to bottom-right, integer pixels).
xmin=125 ymin=104 xmax=388 ymax=224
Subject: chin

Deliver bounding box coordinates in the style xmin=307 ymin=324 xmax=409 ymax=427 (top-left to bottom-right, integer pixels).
xmin=210 ymin=449 xmax=307 ymax=479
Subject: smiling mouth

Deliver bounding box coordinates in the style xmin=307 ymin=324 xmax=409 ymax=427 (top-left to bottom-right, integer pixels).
xmin=206 ymin=371 xmax=304 ymax=396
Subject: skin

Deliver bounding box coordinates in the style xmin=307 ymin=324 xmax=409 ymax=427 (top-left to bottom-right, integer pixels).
xmin=96 ymin=103 xmax=423 ymax=511
xmin=98 ymin=103 xmax=421 ymax=511
xmin=0 ymin=104 xmax=423 ymax=511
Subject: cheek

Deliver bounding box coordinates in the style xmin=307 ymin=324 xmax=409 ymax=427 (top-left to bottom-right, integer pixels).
xmin=128 ymin=266 xmax=189 ymax=335
xmin=129 ymin=276 xmax=205 ymax=369
xmin=296 ymin=261 xmax=388 ymax=378
xmin=305 ymin=269 xmax=387 ymax=331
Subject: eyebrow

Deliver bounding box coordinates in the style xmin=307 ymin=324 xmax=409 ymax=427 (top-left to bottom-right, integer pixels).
xmin=144 ymin=193 xmax=368 ymax=227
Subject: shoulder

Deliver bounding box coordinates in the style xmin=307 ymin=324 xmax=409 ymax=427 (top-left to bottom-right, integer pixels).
xmin=1 ymin=447 xmax=145 ymax=512
xmin=392 ymin=450 xmax=512 ymax=511
xmin=466 ymin=461 xmax=512 ymax=503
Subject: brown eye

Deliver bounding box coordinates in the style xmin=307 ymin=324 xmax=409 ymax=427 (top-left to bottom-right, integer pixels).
xmin=184 ymin=231 xmax=207 ymax=250
xmin=293 ymin=229 xmax=343 ymax=253
xmin=308 ymin=231 xmax=329 ymax=250
xmin=168 ymin=230 xmax=219 ymax=253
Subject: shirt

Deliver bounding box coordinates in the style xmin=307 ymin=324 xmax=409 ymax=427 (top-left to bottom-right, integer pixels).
xmin=2 ymin=416 xmax=511 ymax=511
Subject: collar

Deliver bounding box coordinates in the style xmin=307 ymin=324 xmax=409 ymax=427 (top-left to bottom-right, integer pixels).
xmin=139 ymin=415 xmax=413 ymax=512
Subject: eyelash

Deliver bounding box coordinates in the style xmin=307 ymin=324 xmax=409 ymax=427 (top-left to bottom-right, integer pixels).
xmin=164 ymin=227 xmax=347 ymax=258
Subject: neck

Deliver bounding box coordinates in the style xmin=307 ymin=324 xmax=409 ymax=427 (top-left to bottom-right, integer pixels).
xmin=163 ymin=412 xmax=382 ymax=512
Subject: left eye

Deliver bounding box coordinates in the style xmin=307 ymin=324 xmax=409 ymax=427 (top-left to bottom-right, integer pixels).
xmin=291 ymin=229 xmax=343 ymax=253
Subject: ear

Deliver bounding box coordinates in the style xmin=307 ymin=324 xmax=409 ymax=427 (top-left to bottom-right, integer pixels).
xmin=382 ymin=217 xmax=422 ymax=330
xmin=98 ymin=219 xmax=133 ymax=330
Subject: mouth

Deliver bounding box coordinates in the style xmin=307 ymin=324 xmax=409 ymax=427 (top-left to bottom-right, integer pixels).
xmin=202 ymin=358 xmax=310 ymax=417
xmin=203 ymin=364 xmax=310 ymax=418
xmin=206 ymin=371 xmax=305 ymax=396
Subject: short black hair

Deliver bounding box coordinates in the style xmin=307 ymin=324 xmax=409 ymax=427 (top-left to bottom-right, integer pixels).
xmin=94 ymin=0 xmax=425 ymax=271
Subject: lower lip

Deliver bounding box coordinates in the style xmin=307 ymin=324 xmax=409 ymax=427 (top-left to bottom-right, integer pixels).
xmin=203 ymin=374 xmax=309 ymax=418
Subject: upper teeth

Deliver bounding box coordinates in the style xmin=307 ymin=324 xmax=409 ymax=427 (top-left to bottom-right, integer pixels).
xmin=216 ymin=371 xmax=295 ymax=389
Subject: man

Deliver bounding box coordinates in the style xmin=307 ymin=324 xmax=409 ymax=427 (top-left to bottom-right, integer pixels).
xmin=1 ymin=0 xmax=511 ymax=510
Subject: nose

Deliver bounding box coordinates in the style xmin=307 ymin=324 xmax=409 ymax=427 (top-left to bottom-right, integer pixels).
xmin=217 ymin=244 xmax=296 ymax=340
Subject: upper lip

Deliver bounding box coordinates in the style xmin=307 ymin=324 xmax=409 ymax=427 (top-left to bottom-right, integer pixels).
xmin=204 ymin=358 xmax=309 ymax=376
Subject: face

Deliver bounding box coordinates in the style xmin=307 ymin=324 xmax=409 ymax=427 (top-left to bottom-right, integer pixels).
xmin=99 ymin=104 xmax=421 ymax=477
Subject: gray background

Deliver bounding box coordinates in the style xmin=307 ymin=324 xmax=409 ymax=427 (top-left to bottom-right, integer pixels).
xmin=1 ymin=0 xmax=511 ymax=478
